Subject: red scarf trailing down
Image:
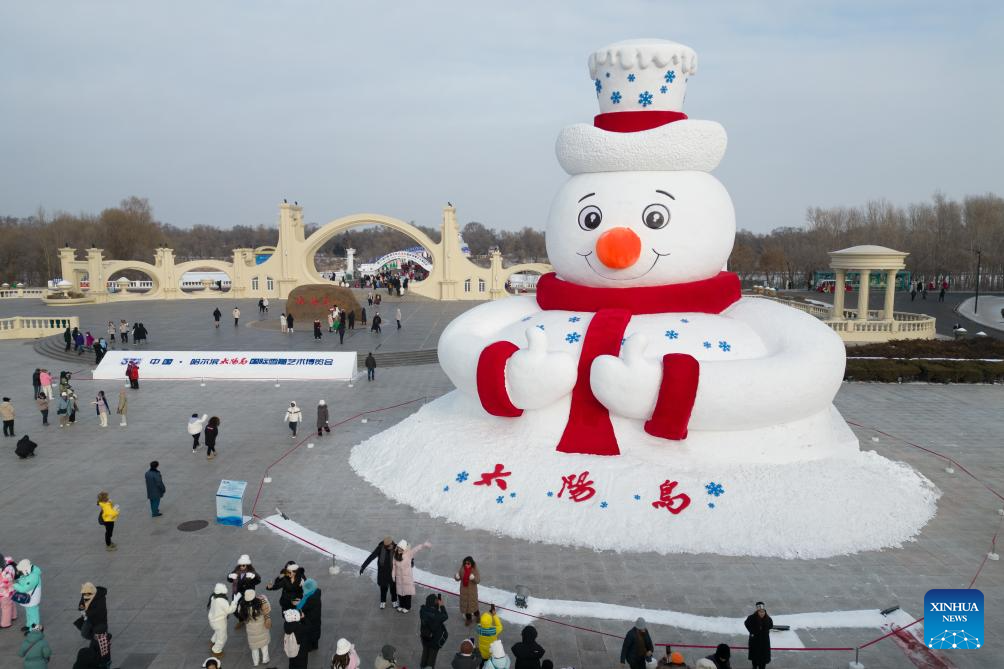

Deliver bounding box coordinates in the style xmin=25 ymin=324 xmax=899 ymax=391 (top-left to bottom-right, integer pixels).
xmin=476 ymin=272 xmax=741 ymax=456
xmin=461 ymin=564 xmax=473 ymax=587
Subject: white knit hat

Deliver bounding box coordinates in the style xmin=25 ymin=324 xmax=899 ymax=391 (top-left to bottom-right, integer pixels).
xmin=237 ymin=554 xmax=251 ymax=566
xmin=214 ymin=583 xmax=228 ymax=595
xmin=202 ymin=657 xmax=222 ymax=668
xmin=335 ymin=638 xmax=352 ymax=655
xmin=397 ymin=539 xmax=409 ymax=551
xmin=16 ymin=559 xmax=31 ymax=574
xmin=243 ymin=589 xmax=256 ymax=602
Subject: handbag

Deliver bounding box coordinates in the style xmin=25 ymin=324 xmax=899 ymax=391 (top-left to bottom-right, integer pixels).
xmin=12 ymin=587 xmax=34 ymax=605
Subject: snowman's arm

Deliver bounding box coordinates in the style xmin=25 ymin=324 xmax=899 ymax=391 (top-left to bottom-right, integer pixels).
xmin=689 ymin=298 xmax=845 ymax=429
xmin=437 ymin=296 xmax=539 ymax=398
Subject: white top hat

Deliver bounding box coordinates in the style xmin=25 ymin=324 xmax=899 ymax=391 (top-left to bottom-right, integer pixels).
xmin=556 ymin=38 xmax=727 ymax=175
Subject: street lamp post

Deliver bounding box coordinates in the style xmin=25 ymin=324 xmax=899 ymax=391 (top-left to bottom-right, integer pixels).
xmin=974 ymin=249 xmax=982 ymax=313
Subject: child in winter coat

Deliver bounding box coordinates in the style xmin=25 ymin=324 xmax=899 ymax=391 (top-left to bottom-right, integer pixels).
xmin=450 ymin=639 xmax=480 ymax=669
xmin=391 ymin=540 xmax=431 ymax=613
xmin=476 ymin=606 xmax=503 ymax=660
xmin=484 ymin=639 xmax=511 ymax=669
xmin=19 ymin=624 xmax=51 ymax=668
xmin=284 ymin=401 xmax=302 ymax=437
xmin=188 ymin=414 xmax=209 ymax=451
xmin=0 ymin=556 xmax=18 ymax=628
xmin=207 ymin=583 xmax=238 ymax=656
xmin=97 ymin=492 xmax=119 ymax=551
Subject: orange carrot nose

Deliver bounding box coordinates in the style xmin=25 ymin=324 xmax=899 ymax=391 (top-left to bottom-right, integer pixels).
xmin=595 ymin=227 xmax=642 ymax=269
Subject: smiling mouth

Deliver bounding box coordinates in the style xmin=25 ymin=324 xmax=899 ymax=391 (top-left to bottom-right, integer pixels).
xmin=577 ymin=249 xmax=670 ymax=281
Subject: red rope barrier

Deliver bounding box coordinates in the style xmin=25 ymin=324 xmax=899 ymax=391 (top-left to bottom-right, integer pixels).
xmin=249 ymin=413 xmax=1000 ymax=656
xmin=249 ymin=396 xmax=427 ymax=517
xmin=858 ymin=617 xmax=925 ymax=649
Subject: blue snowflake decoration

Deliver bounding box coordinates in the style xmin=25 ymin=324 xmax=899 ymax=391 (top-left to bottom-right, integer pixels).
xmin=705 ymin=481 xmax=725 ymax=497
xmin=627 ymin=73 xmax=636 ymax=82
xmin=664 ymin=330 xmax=679 ymax=340
xmin=443 ymin=485 xmax=450 ymax=492
xmin=718 ymin=340 xmax=731 ymax=352
xmin=496 ymin=496 xmax=504 ymax=504
xmin=665 ymin=70 xmax=677 ymax=83
xmin=703 ymin=341 xmax=712 ymax=349
xmin=594 ymin=79 xmax=602 ymax=94
xmin=509 ymin=492 xmax=516 ymax=498
xmin=520 ymin=315 xmax=532 ymax=322
xmin=565 ymin=332 xmax=582 ymax=344
xmin=546 ymin=491 xmax=554 ymax=497
xmin=708 ymin=502 xmax=716 ymax=509
xmin=680 ymin=318 xmax=690 ymax=323
xmin=660 ymin=85 xmax=668 ymax=94
xmin=568 ymin=315 xmax=581 ymax=323
xmin=455 ymin=470 xmax=469 ymax=483
xmin=638 ymin=91 xmax=654 ymax=107
xmin=633 ymin=494 xmax=641 ymax=501
xmin=600 ymin=501 xmax=608 ymax=509
xmin=536 ymin=324 xmax=545 ymax=330
xmin=610 ymin=91 xmax=622 ymax=104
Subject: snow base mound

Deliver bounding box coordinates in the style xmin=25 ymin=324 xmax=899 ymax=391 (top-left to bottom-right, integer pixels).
xmin=350 ymin=392 xmax=939 ymax=558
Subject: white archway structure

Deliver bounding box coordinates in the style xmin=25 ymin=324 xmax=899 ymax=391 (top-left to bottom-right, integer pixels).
xmin=55 ymin=203 xmax=552 ymax=302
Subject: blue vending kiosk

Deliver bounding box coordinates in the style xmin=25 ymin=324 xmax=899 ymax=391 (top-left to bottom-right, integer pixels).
xmin=216 ymin=479 xmax=247 ymax=526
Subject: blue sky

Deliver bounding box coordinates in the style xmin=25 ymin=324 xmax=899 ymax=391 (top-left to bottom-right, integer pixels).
xmin=1 ymin=1 xmax=1001 ymax=234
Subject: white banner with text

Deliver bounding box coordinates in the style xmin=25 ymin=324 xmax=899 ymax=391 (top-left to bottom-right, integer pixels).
xmin=93 ymin=351 xmax=358 ymax=381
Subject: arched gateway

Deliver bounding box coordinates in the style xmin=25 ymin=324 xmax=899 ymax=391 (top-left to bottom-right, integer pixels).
xmin=55 ymin=202 xmax=551 ymax=302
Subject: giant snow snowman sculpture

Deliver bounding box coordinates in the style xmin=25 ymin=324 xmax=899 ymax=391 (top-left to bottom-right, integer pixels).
xmin=351 ymin=39 xmax=937 ymax=558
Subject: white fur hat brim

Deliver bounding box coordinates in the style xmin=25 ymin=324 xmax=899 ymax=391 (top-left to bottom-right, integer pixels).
xmin=556 ymin=119 xmax=726 ymax=174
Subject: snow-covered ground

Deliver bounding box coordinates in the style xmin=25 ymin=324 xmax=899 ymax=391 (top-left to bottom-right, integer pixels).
xmin=349 ymin=392 xmax=939 ymax=559
xmin=263 ymin=514 xmax=920 ymax=648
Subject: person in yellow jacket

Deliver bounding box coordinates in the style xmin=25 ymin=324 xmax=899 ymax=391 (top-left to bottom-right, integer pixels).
xmin=476 ymin=604 xmax=503 ymax=660
xmin=97 ymin=491 xmax=120 ymax=552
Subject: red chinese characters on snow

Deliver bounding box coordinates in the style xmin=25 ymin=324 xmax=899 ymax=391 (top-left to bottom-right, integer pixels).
xmin=473 ymin=463 xmax=511 ymax=491
xmin=651 ymin=479 xmax=690 ymax=514
xmin=558 ymin=471 xmax=596 ymax=502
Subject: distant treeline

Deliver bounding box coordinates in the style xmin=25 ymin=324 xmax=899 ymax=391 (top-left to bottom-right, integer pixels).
xmin=3 ymin=193 xmax=1000 ymax=288
xmin=0 ymin=197 xmax=547 ymax=285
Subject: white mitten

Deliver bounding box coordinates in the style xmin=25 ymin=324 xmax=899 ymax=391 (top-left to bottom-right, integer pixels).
xmin=591 ymin=334 xmax=662 ymax=420
xmin=506 ymin=327 xmax=577 ymax=410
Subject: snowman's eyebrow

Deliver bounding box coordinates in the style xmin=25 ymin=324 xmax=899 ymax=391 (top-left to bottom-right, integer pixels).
xmin=577 ymin=193 xmax=596 ymax=203
xmin=656 ymin=190 xmax=676 ymax=200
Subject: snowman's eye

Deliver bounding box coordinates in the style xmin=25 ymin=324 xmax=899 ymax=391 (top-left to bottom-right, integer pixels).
xmin=578 ymin=205 xmax=602 ymax=231
xmin=642 ymin=203 xmax=671 ymax=229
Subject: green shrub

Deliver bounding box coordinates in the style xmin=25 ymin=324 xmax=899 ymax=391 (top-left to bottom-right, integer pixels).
xmin=849 ymin=338 xmax=1004 ymax=360
xmin=845 ymin=359 xmax=1004 ymax=383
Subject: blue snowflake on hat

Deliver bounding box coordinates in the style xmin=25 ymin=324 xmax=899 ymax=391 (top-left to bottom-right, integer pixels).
xmin=638 ymin=91 xmax=654 ymax=107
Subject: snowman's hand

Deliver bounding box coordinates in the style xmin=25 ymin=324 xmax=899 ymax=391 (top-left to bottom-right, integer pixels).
xmin=590 ymin=334 xmax=661 ymax=420
xmin=505 ymin=327 xmax=577 ymax=410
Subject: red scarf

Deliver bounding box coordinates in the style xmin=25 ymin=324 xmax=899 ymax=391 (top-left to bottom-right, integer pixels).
xmin=461 ymin=564 xmax=473 ymax=587
xmin=476 ymin=272 xmax=740 ymax=456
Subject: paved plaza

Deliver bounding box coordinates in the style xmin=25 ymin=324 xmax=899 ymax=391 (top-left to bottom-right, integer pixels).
xmin=0 ymin=296 xmax=1001 ymax=668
